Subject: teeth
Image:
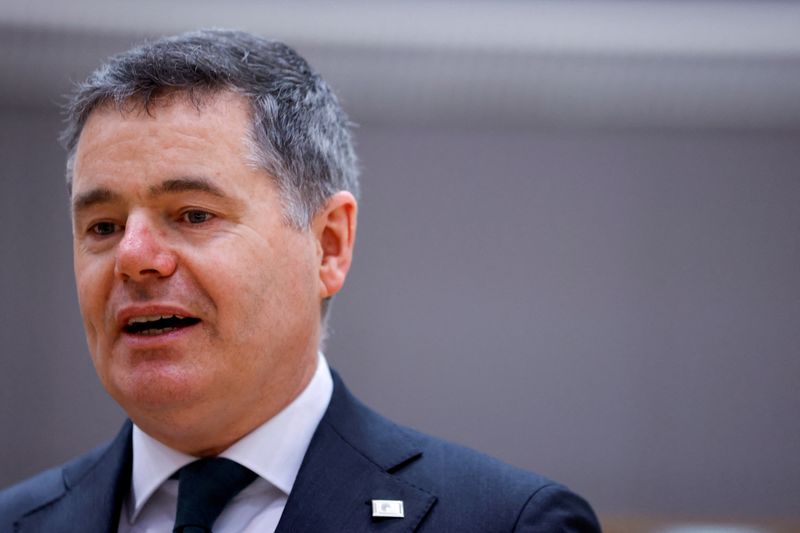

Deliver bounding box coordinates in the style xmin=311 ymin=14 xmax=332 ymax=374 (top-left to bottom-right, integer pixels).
xmin=139 ymin=327 xmax=177 ymax=336
xmin=127 ymin=314 xmax=185 ymax=325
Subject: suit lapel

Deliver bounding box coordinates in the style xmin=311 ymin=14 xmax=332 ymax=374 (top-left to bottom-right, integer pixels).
xmin=276 ymin=371 xmax=437 ymax=533
xmin=15 ymin=373 xmax=436 ymax=532
xmin=16 ymin=422 xmax=132 ymax=533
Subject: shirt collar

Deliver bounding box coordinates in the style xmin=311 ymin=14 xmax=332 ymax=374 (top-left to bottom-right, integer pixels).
xmin=128 ymin=352 xmax=333 ymax=521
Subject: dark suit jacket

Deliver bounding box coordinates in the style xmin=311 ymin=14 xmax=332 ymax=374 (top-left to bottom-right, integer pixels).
xmin=0 ymin=371 xmax=601 ymax=532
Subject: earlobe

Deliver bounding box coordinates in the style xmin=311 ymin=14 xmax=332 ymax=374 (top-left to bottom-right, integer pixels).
xmin=314 ymin=191 xmax=357 ymax=299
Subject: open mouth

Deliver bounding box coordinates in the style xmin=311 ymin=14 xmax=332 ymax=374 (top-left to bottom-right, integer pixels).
xmin=123 ymin=314 xmax=201 ymax=336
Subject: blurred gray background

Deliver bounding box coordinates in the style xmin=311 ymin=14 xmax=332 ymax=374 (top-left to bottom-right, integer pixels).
xmin=2 ymin=0 xmax=799 ymax=526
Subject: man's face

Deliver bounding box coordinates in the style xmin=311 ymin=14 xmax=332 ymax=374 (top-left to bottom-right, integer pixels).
xmin=71 ymin=92 xmax=324 ymax=454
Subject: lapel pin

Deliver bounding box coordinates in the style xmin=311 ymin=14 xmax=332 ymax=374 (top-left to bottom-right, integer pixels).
xmin=372 ymin=499 xmax=405 ymax=518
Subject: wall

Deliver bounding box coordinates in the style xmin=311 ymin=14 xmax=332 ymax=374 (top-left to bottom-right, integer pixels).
xmin=2 ymin=103 xmax=798 ymax=518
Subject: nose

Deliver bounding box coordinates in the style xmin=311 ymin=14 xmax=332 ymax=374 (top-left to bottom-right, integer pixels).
xmin=114 ymin=213 xmax=177 ymax=281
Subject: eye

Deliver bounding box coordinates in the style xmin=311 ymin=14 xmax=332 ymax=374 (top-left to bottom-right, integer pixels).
xmin=182 ymin=210 xmax=214 ymax=224
xmin=90 ymin=221 xmax=121 ymax=236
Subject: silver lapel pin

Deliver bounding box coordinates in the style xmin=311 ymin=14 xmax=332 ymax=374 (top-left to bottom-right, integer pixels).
xmin=372 ymin=499 xmax=405 ymax=518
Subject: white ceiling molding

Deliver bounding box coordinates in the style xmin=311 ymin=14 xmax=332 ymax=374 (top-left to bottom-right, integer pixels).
xmin=1 ymin=1 xmax=799 ymax=130
xmin=3 ymin=1 xmax=800 ymax=57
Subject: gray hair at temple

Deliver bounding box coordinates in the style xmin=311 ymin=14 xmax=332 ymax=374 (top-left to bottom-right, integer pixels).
xmin=60 ymin=28 xmax=360 ymax=230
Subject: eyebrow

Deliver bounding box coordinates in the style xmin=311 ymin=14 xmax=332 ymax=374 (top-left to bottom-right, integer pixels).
xmin=72 ymin=177 xmax=227 ymax=213
xmin=149 ymin=177 xmax=227 ymax=198
xmin=72 ymin=188 xmax=119 ymax=213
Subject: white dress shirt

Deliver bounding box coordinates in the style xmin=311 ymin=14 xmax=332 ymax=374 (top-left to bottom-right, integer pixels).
xmin=118 ymin=353 xmax=333 ymax=533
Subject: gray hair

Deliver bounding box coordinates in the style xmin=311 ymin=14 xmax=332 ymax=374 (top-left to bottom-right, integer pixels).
xmin=61 ymin=28 xmax=360 ymax=229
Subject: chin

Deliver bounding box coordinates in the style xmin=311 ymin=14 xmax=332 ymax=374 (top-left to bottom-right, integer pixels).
xmin=107 ymin=360 xmax=211 ymax=414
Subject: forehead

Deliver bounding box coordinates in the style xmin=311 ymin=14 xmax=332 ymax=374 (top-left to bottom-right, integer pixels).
xmin=80 ymin=90 xmax=251 ymax=145
xmin=72 ymin=91 xmax=257 ymax=192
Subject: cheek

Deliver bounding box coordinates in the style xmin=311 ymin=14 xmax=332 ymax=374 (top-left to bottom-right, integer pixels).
xmin=74 ymin=252 xmax=115 ymax=341
xmin=209 ymin=237 xmax=317 ymax=341
xmin=76 ymin=270 xmax=99 ymax=309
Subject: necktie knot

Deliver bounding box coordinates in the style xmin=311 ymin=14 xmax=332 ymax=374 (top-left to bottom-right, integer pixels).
xmin=173 ymin=457 xmax=257 ymax=533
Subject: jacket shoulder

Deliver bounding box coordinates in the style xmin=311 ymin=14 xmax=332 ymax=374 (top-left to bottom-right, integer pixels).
xmin=397 ymin=426 xmax=600 ymax=531
xmin=0 ymin=443 xmax=110 ymax=528
xmin=324 ymin=371 xmax=600 ymax=531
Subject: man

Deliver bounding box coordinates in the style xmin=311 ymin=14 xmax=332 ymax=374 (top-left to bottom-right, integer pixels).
xmin=0 ymin=30 xmax=600 ymax=532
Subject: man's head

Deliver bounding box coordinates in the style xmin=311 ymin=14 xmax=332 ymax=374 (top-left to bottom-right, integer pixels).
xmin=63 ymin=29 xmax=359 ymax=228
xmin=65 ymin=30 xmax=358 ymax=455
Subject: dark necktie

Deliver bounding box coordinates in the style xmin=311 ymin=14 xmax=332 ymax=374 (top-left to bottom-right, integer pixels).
xmin=173 ymin=457 xmax=258 ymax=533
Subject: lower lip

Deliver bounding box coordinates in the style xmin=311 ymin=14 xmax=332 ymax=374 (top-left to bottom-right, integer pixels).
xmin=120 ymin=322 xmax=201 ymax=348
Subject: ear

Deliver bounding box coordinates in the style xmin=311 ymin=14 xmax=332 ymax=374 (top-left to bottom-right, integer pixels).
xmin=311 ymin=191 xmax=358 ymax=299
